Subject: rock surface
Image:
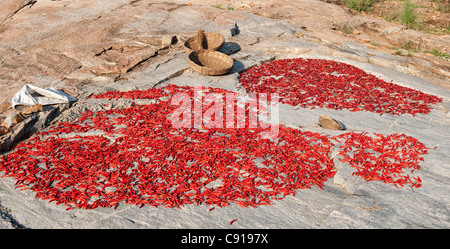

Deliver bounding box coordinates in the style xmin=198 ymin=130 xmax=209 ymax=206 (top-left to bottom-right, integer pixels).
xmin=0 ymin=0 xmax=449 ymax=229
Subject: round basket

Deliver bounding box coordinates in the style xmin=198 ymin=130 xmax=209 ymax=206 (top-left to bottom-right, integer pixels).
xmin=184 ymin=33 xmax=225 ymax=53
xmin=188 ymin=50 xmax=234 ymax=76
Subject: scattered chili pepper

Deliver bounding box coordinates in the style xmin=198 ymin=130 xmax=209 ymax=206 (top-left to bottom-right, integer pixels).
xmin=239 ymin=58 xmax=442 ymax=116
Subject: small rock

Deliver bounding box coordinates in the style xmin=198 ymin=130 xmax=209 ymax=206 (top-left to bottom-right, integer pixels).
xmin=23 ymin=104 xmax=43 ymax=116
xmin=14 ymin=113 xmax=25 ymax=123
xmin=161 ymin=35 xmax=178 ymax=48
xmin=0 ymin=125 xmax=7 ymax=136
xmin=352 ymin=29 xmax=361 ymax=35
xmin=0 ymin=105 xmax=62 ymax=152
xmin=0 ymin=121 xmax=26 ymax=152
xmin=382 ymin=26 xmax=404 ymax=35
xmin=318 ymin=115 xmax=344 ymax=130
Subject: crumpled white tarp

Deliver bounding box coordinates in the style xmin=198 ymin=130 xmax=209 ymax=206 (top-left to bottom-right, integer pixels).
xmin=11 ymin=84 xmax=76 ymax=108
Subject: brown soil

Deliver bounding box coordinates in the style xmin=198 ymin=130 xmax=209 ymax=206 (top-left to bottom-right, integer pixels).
xmin=371 ymin=0 xmax=450 ymax=32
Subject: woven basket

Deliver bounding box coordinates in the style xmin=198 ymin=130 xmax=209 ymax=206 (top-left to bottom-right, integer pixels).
xmin=188 ymin=50 xmax=233 ymax=76
xmin=184 ymin=32 xmax=225 ymax=53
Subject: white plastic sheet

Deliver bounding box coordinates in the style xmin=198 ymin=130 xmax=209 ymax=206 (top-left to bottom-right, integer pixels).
xmin=11 ymin=84 xmax=76 ymax=108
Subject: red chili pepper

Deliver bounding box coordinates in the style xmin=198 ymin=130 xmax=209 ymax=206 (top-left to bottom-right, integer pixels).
xmin=0 ymin=71 xmax=432 ymax=210
xmin=239 ymin=58 xmax=442 ymax=116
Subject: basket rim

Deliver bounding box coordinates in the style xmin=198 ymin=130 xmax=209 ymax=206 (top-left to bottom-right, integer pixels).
xmin=188 ymin=50 xmax=233 ymax=75
xmin=183 ymin=32 xmax=225 ymax=53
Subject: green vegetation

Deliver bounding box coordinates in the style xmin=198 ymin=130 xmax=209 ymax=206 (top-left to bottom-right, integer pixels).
xmin=429 ymin=0 xmax=445 ymax=3
xmin=384 ymin=11 xmax=398 ymax=22
xmin=211 ymin=4 xmax=224 ymax=10
xmin=333 ymin=22 xmax=354 ymax=34
xmin=399 ymin=0 xmax=422 ymax=29
xmin=436 ymin=3 xmax=450 ymax=13
xmin=429 ymin=0 xmax=449 ymax=12
xmin=321 ymin=0 xmax=449 ymax=34
xmin=426 ymin=48 xmax=450 ymax=59
xmin=345 ymin=0 xmax=376 ymax=12
xmin=390 ymin=40 xmax=420 ymax=57
xmin=211 ymin=5 xmax=235 ymax=11
xmin=391 ymin=40 xmax=414 ymax=51
xmin=400 ymin=40 xmax=412 ymax=50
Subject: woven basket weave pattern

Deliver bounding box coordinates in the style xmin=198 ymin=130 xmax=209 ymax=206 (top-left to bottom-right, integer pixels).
xmin=184 ymin=33 xmax=224 ymax=53
xmin=188 ymin=50 xmax=233 ymax=76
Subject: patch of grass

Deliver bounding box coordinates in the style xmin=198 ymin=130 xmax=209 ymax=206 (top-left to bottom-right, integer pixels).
xmin=399 ymin=0 xmax=422 ymax=29
xmin=211 ymin=5 xmax=235 ymax=11
xmin=392 ymin=40 xmax=416 ymax=50
xmin=420 ymin=25 xmax=450 ymax=35
xmin=426 ymin=48 xmax=450 ymax=59
xmin=435 ymin=2 xmax=450 ymax=13
xmin=391 ymin=40 xmax=420 ymax=57
xmin=400 ymin=40 xmax=413 ymax=50
xmin=384 ymin=11 xmax=399 ymax=22
xmin=333 ymin=22 xmax=354 ymax=34
xmin=211 ymin=4 xmax=224 ymax=10
xmin=346 ymin=0 xmax=376 ymax=12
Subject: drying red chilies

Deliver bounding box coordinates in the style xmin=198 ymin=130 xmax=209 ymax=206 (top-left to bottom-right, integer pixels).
xmin=332 ymin=132 xmax=426 ymax=188
xmin=0 ymin=78 xmax=431 ymax=210
xmin=239 ymin=58 xmax=442 ymax=115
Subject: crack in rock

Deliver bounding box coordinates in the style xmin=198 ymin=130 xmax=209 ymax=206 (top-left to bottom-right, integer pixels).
xmin=0 ymin=0 xmax=37 ymax=26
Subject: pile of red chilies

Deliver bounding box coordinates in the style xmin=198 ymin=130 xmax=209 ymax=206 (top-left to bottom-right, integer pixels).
xmin=0 ymin=58 xmax=437 ymax=210
xmin=239 ymin=58 xmax=442 ymax=115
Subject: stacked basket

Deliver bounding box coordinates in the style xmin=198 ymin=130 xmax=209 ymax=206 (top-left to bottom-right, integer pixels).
xmin=184 ymin=30 xmax=233 ymax=76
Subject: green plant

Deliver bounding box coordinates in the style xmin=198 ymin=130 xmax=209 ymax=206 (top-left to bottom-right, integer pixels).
xmin=436 ymin=3 xmax=450 ymax=12
xmin=401 ymin=40 xmax=413 ymax=50
xmin=399 ymin=0 xmax=421 ymax=29
xmin=390 ymin=40 xmax=419 ymax=57
xmin=426 ymin=48 xmax=450 ymax=59
xmin=384 ymin=11 xmax=398 ymax=22
xmin=212 ymin=4 xmax=224 ymax=10
xmin=333 ymin=22 xmax=354 ymax=34
xmin=346 ymin=0 xmax=376 ymax=12
xmin=212 ymin=5 xmax=235 ymax=11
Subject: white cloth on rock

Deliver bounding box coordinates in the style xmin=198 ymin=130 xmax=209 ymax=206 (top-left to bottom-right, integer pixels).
xmin=11 ymin=84 xmax=76 ymax=108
